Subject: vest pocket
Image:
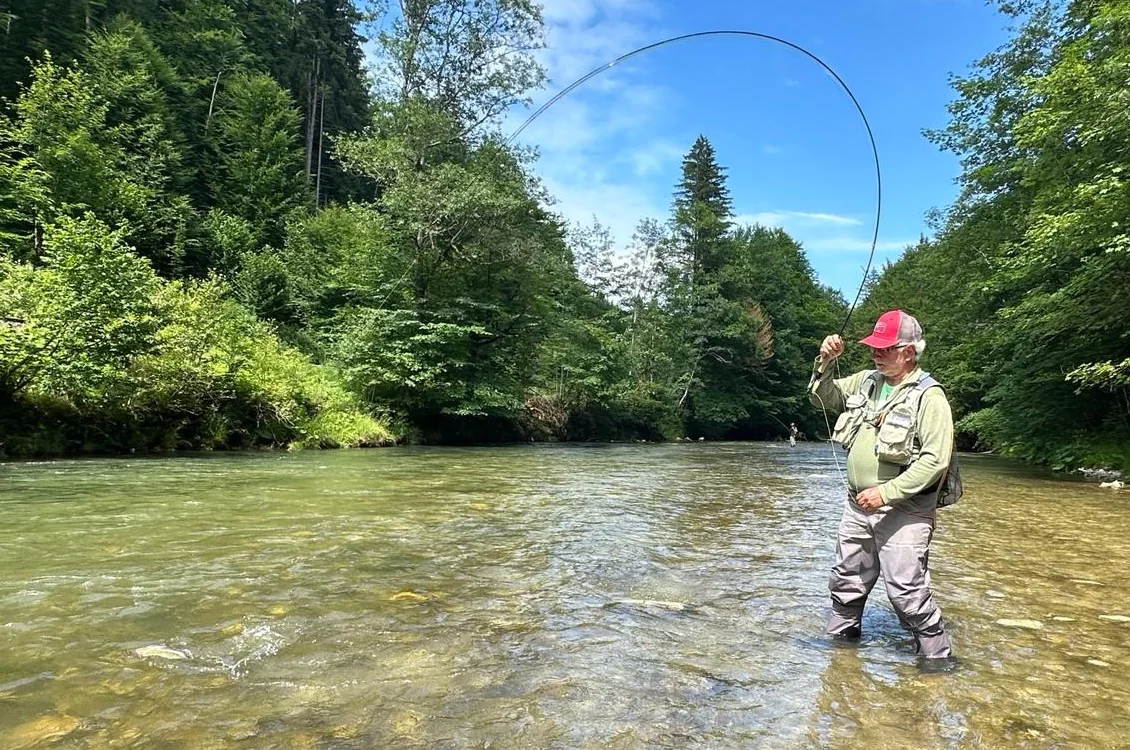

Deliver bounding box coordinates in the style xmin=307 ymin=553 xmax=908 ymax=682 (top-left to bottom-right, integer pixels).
xmin=832 ymin=408 xmax=865 ymax=449
xmin=876 ymin=408 xmax=915 ymax=464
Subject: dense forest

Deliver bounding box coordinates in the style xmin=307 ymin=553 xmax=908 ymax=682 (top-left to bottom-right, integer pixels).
xmin=0 ymin=0 xmax=1126 ymax=471
xmin=859 ymin=0 xmax=1130 ymax=471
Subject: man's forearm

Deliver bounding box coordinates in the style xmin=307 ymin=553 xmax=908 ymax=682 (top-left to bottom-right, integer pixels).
xmin=808 ymin=357 xmax=845 ymax=412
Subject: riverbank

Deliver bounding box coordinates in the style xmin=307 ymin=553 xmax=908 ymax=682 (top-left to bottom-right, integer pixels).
xmin=0 ymin=392 xmax=395 ymax=458
xmin=4 ymin=390 xmax=1127 ymax=474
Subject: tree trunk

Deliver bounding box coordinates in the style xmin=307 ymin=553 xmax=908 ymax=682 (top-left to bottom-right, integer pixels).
xmin=305 ymin=56 xmax=320 ymax=180
xmin=678 ymin=363 xmax=698 ymax=410
xmin=206 ymin=67 xmax=224 ymax=132
xmin=315 ymin=87 xmax=326 ymax=205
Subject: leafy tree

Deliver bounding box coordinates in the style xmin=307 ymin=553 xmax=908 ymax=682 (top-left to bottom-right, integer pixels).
xmin=0 ymin=215 xmax=162 ymax=402
xmin=375 ymin=0 xmax=546 ymax=135
xmin=728 ymin=225 xmax=845 ymax=438
xmin=0 ymin=125 xmax=53 ymax=259
xmin=658 ymin=136 xmax=775 ymax=434
xmin=83 ymin=20 xmax=196 ymax=267
xmin=333 ymin=92 xmax=570 ymax=426
xmin=569 ymin=219 xmax=628 ymax=302
xmin=0 ymin=214 xmax=388 ymax=453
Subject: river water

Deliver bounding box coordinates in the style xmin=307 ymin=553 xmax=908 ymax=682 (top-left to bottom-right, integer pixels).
xmin=0 ymin=443 xmax=1127 ymax=748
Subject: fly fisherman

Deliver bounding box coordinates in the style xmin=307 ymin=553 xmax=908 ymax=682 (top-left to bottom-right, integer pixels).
xmin=809 ymin=309 xmax=954 ymax=662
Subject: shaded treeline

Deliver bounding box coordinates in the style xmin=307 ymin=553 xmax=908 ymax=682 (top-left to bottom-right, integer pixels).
xmin=2 ymin=0 xmax=1123 ymax=471
xmin=0 ymin=0 xmax=843 ymax=455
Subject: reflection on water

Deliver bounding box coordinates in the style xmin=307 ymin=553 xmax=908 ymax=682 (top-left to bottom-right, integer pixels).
xmin=1 ymin=444 xmax=1128 ymax=747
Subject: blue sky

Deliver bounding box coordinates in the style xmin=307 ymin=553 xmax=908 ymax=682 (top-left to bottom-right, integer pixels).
xmin=502 ymin=0 xmax=1015 ymax=297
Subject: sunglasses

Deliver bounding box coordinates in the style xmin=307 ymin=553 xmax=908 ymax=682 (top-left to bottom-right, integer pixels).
xmin=871 ymin=344 xmax=907 ymax=356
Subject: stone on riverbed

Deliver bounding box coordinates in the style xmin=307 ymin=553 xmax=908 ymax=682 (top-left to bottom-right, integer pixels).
xmin=1098 ymin=614 xmax=1130 ymax=623
xmin=389 ymin=591 xmax=430 ymax=603
xmin=995 ymin=618 xmax=1044 ymax=630
xmin=609 ymin=598 xmax=696 ymax=613
xmin=134 ymin=644 xmax=191 ymax=661
xmin=4 ymin=714 xmax=81 ymax=748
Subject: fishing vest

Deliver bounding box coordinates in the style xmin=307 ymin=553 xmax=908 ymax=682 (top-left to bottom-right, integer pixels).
xmin=831 ymin=371 xmax=963 ymax=507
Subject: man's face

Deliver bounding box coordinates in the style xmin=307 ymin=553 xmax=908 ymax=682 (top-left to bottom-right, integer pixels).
xmin=869 ymin=343 xmax=914 ymax=377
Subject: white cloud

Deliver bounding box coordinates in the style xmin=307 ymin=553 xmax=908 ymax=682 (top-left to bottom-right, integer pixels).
xmin=503 ymin=0 xmax=672 ymax=252
xmin=626 ymin=139 xmax=685 ymax=176
xmin=736 ymin=210 xmax=862 ymax=228
xmin=802 ymin=237 xmax=914 ymax=253
xmin=535 ymin=0 xmax=660 ymax=88
xmin=538 ymin=0 xmax=601 ymax=26
xmin=540 ymin=175 xmax=666 ymax=249
xmin=538 ymin=0 xmax=654 ymax=27
xmin=733 ymin=210 xmax=912 ymax=267
xmin=512 ymin=97 xmax=601 ymax=152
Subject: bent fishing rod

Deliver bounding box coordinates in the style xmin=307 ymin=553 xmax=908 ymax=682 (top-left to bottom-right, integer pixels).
xmin=505 ymin=31 xmax=883 ymax=467
xmin=504 ymin=30 xmax=882 ymax=337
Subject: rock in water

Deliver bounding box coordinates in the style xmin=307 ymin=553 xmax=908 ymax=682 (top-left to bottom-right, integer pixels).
xmin=389 ymin=591 xmax=428 ymax=602
xmin=995 ymin=619 xmax=1044 ymax=630
xmin=5 ymin=714 xmax=81 ymax=748
xmin=134 ymin=644 xmax=191 ymax=661
xmin=611 ymin=598 xmax=694 ymax=613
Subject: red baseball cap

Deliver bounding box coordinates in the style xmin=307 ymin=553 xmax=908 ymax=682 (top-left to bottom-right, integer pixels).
xmin=859 ymin=309 xmax=923 ymax=348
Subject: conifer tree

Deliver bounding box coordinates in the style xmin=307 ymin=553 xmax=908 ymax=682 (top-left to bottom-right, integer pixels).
xmin=658 ymin=136 xmax=743 ymax=430
xmin=672 ymin=135 xmax=733 ymax=280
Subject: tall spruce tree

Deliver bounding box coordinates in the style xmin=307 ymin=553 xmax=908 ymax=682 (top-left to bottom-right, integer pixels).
xmin=659 ymin=136 xmax=752 ymax=433
xmin=672 ymin=135 xmax=732 ymax=279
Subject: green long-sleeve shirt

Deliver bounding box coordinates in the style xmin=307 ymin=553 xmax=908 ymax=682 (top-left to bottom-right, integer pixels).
xmin=808 ymin=359 xmax=954 ymax=505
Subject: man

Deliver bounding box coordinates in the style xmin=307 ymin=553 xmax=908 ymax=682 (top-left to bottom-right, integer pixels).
xmin=789 ymin=422 xmax=799 ymax=447
xmin=808 ymin=309 xmax=954 ymax=661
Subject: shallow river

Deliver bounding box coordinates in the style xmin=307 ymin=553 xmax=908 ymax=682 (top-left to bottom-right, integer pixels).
xmin=1 ymin=443 xmax=1127 ymax=748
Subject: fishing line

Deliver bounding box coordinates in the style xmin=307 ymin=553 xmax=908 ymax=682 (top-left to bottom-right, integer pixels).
xmin=505 ymin=31 xmax=882 ymax=485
